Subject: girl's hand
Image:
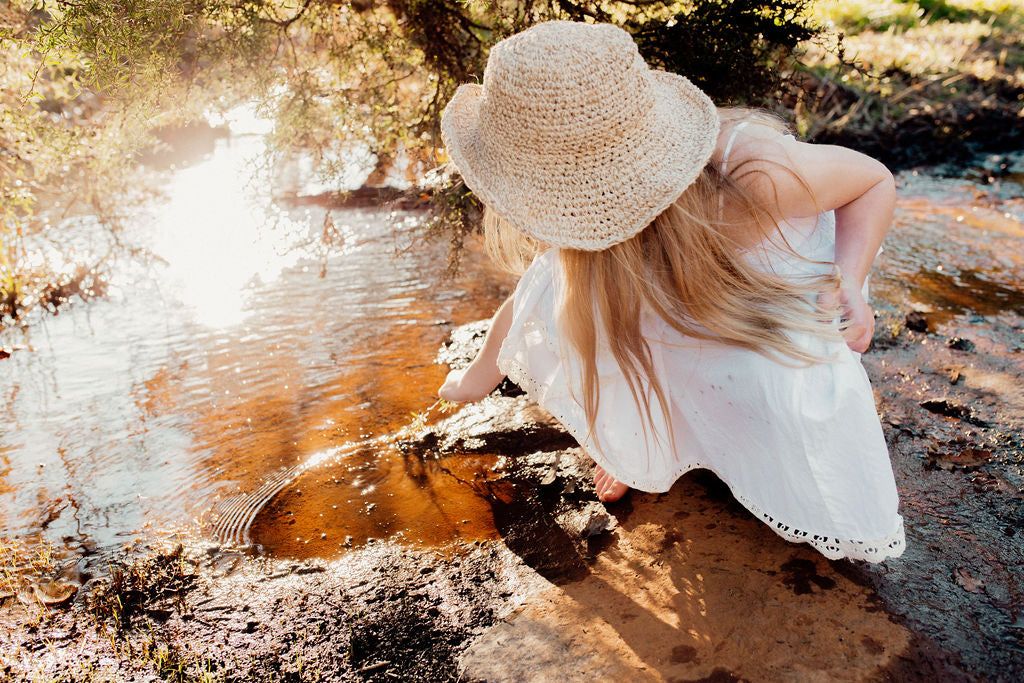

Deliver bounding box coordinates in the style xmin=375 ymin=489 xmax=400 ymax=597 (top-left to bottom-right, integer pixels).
xmin=821 ymin=284 xmax=874 ymax=353
xmin=438 ymin=366 xmax=502 ymax=403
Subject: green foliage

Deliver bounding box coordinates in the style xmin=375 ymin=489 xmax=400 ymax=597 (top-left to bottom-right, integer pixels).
xmin=630 ymin=0 xmax=819 ymax=102
xmin=419 ymin=166 xmax=483 ymax=275
xmin=814 ymin=0 xmax=1023 ymax=35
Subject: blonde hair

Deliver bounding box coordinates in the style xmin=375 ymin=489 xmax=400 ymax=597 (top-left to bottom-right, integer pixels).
xmin=485 ymin=109 xmax=844 ymax=442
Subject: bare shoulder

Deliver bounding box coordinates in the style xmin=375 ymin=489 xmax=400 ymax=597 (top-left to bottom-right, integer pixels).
xmin=720 ymin=121 xmax=893 ymax=220
xmin=712 ymin=118 xmax=787 ymax=164
xmin=716 ymin=120 xmax=796 ymax=173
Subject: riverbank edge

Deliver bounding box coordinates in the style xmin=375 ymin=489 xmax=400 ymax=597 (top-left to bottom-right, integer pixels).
xmin=5 ymin=299 xmax=1024 ymax=680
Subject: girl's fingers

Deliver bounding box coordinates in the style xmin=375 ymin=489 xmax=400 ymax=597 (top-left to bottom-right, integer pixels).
xmin=438 ymin=370 xmax=463 ymax=401
xmin=834 ymin=284 xmax=873 ymax=353
xmin=843 ymin=308 xmax=873 ymax=352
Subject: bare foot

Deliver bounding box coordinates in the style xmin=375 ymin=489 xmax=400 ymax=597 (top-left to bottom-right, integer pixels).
xmin=594 ymin=465 xmax=629 ymax=503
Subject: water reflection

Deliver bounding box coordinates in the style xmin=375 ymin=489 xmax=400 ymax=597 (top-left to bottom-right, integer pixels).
xmin=0 ymin=122 xmax=513 ymax=559
xmin=874 ymin=167 xmax=1024 ymax=330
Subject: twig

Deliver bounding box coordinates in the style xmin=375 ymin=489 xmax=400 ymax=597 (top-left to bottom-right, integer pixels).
xmin=261 ymin=0 xmax=314 ymax=29
xmin=357 ymin=660 xmax=391 ymax=673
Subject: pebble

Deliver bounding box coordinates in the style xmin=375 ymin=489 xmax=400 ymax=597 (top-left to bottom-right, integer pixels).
xmin=946 ymin=337 xmax=976 ymax=352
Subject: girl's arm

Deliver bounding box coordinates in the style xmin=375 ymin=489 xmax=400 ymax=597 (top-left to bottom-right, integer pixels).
xmin=727 ymin=127 xmax=896 ymax=352
xmin=438 ymin=294 xmax=515 ymax=402
xmin=828 ymin=172 xmax=896 ymax=351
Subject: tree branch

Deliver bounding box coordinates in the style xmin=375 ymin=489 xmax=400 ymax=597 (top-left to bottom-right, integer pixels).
xmin=261 ymin=0 xmax=314 ymax=29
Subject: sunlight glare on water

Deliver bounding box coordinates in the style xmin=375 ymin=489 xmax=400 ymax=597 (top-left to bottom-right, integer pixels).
xmin=0 ymin=104 xmax=516 ymax=560
xmin=152 ymin=124 xmax=306 ymax=329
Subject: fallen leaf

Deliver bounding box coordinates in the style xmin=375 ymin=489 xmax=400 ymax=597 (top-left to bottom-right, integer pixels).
xmin=954 ymin=568 xmax=985 ymax=594
xmin=33 ymin=579 xmax=78 ymax=607
xmin=927 ymin=445 xmax=993 ymax=470
xmin=952 ymin=448 xmax=993 ymax=467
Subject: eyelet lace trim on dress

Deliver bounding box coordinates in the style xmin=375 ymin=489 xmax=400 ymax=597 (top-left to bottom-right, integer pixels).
xmin=497 ymin=352 xmax=907 ymax=563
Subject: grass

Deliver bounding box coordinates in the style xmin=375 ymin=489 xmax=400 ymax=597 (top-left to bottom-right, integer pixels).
xmin=85 ymin=543 xmax=197 ymax=631
xmin=811 ymin=0 xmax=1024 ymax=34
xmin=0 ymin=537 xmax=60 ymax=599
xmin=1 ymin=542 xmax=219 ymax=683
xmin=783 ymin=0 xmax=1024 ymax=158
xmin=811 ymin=0 xmax=1024 ymax=85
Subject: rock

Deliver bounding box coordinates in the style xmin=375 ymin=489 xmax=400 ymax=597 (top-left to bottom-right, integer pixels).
xmin=32 ymin=579 xmax=77 ymax=607
xmin=435 ymin=320 xmax=491 ymax=369
xmin=436 ymin=319 xmax=523 ymax=397
xmin=905 ymin=310 xmax=929 ymax=332
xmin=552 ymin=501 xmax=617 ymax=539
xmin=946 ymin=336 xmax=976 ymax=351
xmin=399 ymin=395 xmax=576 ymax=457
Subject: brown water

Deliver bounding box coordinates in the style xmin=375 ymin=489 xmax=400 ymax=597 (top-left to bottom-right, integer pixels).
xmin=0 ymin=120 xmax=515 ymax=561
xmin=871 ymin=167 xmax=1024 ymax=333
xmin=2 ymin=132 xmax=1023 ymax=563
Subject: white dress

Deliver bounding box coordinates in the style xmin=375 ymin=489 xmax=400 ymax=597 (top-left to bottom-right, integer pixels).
xmin=496 ymin=137 xmax=906 ymax=563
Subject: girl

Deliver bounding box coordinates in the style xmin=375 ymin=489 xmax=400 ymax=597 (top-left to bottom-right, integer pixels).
xmin=437 ymin=21 xmax=905 ymax=562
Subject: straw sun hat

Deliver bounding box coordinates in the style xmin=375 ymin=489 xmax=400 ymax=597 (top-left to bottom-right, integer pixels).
xmin=440 ymin=21 xmax=721 ymax=251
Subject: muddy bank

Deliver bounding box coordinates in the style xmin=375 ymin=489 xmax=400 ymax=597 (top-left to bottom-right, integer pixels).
xmin=0 ymin=392 xmax=607 ymax=682
xmin=1 ymin=539 xmax=543 ymax=682
xmin=5 ymin=302 xmax=1023 ymax=681
xmin=793 ymin=73 xmax=1024 ymax=173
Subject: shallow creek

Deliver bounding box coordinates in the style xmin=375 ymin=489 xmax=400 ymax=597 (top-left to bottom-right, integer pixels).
xmin=1 ymin=130 xmax=1022 ymax=570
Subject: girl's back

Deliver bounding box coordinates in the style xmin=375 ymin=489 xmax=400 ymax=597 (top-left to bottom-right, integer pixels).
xmin=438 ymin=21 xmax=905 ymax=563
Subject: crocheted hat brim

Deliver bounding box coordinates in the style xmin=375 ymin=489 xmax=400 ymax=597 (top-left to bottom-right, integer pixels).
xmin=441 ymin=70 xmax=720 ymax=251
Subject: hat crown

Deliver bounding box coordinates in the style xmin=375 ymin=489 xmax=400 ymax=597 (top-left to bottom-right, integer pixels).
xmin=478 ymin=22 xmax=654 ymax=154
xmin=439 ymin=20 xmax=721 ymax=251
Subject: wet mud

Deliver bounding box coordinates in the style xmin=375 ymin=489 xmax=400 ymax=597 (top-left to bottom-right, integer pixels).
xmin=1 ymin=540 xmax=545 ymax=682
